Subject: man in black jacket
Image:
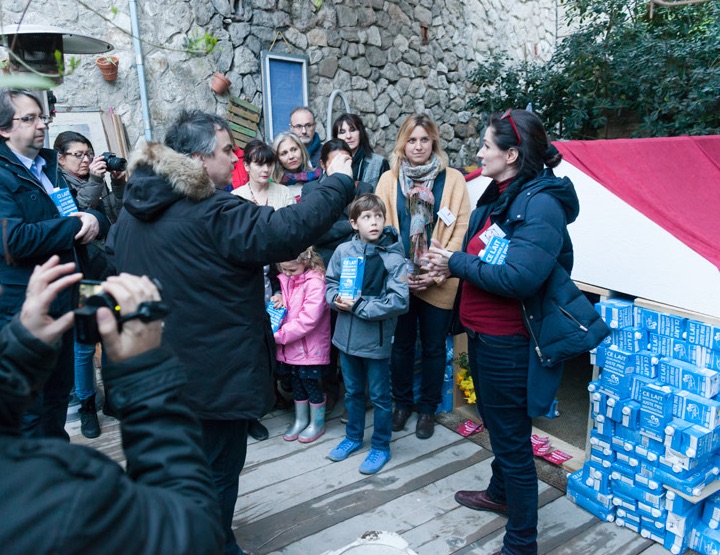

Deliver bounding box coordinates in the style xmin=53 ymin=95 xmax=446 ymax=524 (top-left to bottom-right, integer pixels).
xmin=0 ymin=88 xmax=109 ymax=440
xmin=107 ymin=110 xmax=355 ymax=555
xmin=0 ymin=255 xmax=223 ymax=554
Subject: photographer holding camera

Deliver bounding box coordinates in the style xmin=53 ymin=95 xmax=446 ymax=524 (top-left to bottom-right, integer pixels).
xmin=0 ymin=255 xmax=223 ymax=555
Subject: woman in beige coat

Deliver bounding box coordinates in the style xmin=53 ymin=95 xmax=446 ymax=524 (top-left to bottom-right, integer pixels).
xmin=375 ymin=113 xmax=470 ymax=439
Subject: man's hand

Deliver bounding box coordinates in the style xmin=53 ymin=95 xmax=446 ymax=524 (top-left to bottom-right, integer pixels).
xmin=97 ymin=274 xmax=163 ymax=363
xmin=19 ymin=255 xmax=82 ymax=345
xmin=325 ymin=152 xmax=353 ymax=178
xmin=71 ymin=212 xmax=100 ymax=244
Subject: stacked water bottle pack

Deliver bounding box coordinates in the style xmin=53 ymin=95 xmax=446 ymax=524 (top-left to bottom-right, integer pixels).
xmin=566 ymin=298 xmax=720 ymax=554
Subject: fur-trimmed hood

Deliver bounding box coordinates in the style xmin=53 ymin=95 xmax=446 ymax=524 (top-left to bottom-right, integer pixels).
xmin=123 ymin=142 xmax=215 ymax=221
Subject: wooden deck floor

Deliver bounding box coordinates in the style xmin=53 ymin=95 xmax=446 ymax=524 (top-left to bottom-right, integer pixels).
xmin=68 ymin=406 xmax=679 ymax=555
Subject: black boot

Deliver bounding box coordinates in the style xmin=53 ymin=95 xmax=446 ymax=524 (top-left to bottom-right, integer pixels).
xmin=79 ymin=394 xmax=101 ymax=439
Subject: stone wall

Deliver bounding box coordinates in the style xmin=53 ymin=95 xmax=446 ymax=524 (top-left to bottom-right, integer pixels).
xmin=2 ymin=0 xmax=563 ymax=166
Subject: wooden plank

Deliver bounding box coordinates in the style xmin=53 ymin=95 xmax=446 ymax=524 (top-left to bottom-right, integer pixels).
xmin=236 ymin=417 xmax=491 ymax=552
xmin=546 ymin=519 xmax=655 ymax=554
xmin=575 ymin=281 xmax=612 ymax=298
xmin=634 ymin=297 xmax=720 ymax=326
xmin=229 ymin=96 xmax=261 ymax=115
xmin=266 ymin=450 xmax=499 ymax=555
xmin=226 ymin=112 xmax=258 ymax=131
xmin=227 ymin=101 xmax=261 ymax=123
xmin=227 ymin=121 xmax=257 ymax=139
xmin=665 ymin=479 xmax=720 ymax=503
xmin=637 ymin=544 xmax=676 ymax=554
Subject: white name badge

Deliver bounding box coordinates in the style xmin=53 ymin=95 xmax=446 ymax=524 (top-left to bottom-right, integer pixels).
xmin=478 ymin=223 xmax=506 ymax=245
xmin=437 ymin=206 xmax=456 ymax=226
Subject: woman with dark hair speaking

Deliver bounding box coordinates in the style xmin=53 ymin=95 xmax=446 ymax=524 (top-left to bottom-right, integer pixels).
xmin=331 ymin=113 xmax=389 ymax=189
xmin=426 ymin=109 xmax=608 ymax=555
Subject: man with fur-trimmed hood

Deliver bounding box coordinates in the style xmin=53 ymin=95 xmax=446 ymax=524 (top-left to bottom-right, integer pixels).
xmin=106 ymin=110 xmax=355 ymax=555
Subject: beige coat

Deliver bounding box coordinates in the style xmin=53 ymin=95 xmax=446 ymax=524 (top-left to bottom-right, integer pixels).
xmin=375 ymin=167 xmax=470 ymax=310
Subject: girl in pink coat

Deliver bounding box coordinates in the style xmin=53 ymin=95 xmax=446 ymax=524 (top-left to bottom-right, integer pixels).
xmin=272 ymin=247 xmax=332 ymax=442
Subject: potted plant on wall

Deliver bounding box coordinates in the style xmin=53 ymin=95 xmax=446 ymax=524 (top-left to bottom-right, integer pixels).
xmin=96 ymin=56 xmax=119 ymax=81
xmin=210 ymin=72 xmax=231 ymax=95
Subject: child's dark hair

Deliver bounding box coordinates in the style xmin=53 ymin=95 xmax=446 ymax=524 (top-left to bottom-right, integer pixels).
xmin=244 ymin=139 xmax=275 ymax=166
xmin=320 ymin=138 xmax=351 ymax=166
xmin=349 ymin=193 xmax=386 ymax=222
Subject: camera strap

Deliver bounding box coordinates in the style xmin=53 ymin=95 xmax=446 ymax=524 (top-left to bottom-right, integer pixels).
xmin=117 ymin=301 xmax=170 ymax=325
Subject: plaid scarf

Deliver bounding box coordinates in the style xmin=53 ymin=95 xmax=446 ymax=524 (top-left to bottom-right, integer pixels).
xmin=280 ymin=167 xmax=322 ymax=185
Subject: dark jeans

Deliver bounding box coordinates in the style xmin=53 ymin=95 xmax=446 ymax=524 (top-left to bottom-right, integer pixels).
xmin=391 ymin=295 xmax=452 ymax=414
xmin=468 ymin=331 xmax=537 ymax=555
xmin=340 ymin=352 xmax=392 ymax=451
xmin=201 ymin=419 xmax=249 ymax=555
xmin=21 ymin=328 xmax=74 ymax=441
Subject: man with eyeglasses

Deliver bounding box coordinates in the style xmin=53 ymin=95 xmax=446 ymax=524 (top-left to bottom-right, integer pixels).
xmin=289 ymin=106 xmax=323 ymax=168
xmin=0 ymin=88 xmax=109 ymax=440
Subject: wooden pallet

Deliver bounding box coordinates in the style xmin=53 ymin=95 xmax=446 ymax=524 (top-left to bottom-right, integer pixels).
xmin=226 ymin=96 xmax=261 ymax=148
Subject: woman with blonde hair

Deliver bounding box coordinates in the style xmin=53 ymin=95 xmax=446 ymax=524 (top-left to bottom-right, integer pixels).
xmin=272 ymin=132 xmax=321 ymax=200
xmin=375 ymin=113 xmax=470 ymax=440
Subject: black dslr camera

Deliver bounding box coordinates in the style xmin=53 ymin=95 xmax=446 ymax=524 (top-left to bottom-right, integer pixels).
xmin=99 ymin=152 xmax=128 ymax=172
xmin=75 ymin=280 xmax=169 ymax=344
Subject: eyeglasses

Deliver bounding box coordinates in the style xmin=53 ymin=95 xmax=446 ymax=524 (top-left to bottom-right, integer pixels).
xmin=500 ymin=109 xmax=522 ymax=146
xmin=65 ymin=151 xmax=94 ymax=161
xmin=290 ymin=123 xmax=315 ymax=131
xmin=13 ymin=114 xmax=52 ymax=126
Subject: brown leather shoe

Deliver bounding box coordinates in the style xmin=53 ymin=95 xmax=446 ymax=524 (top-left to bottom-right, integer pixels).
xmin=415 ymin=412 xmax=435 ymax=439
xmin=391 ymin=408 xmax=412 ymax=431
xmin=454 ymin=489 xmax=509 ymax=515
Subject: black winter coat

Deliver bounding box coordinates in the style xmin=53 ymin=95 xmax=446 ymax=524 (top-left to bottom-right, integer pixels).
xmin=0 ymin=317 xmax=223 ymax=555
xmin=0 ymin=142 xmax=109 ymax=319
xmin=107 ymin=142 xmax=356 ymax=420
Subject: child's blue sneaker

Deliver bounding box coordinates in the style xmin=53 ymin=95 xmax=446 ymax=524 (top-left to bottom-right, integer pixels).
xmin=359 ymin=448 xmax=391 ymax=475
xmin=328 ymin=439 xmax=363 ymax=462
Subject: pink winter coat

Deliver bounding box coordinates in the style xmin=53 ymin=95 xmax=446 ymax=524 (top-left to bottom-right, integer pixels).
xmin=274 ymin=270 xmax=331 ymax=366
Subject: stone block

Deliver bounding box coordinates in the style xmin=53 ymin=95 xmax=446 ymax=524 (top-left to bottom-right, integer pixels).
xmin=356 ymin=58 xmax=372 ymax=78
xmin=386 ymin=103 xmax=401 ymax=122
xmin=357 ymin=7 xmax=377 ymax=26
xmin=376 ymin=93 xmax=392 ymax=113
xmin=386 ymin=85 xmax=402 ymax=106
xmin=233 ymin=46 xmax=258 ymax=74
xmin=387 ymin=3 xmax=411 ymax=24
xmin=336 ymin=5 xmax=359 ymax=26
xmin=351 ymin=91 xmax=375 ymax=112
xmin=366 ymin=26 xmax=382 ymax=47
xmin=439 ymin=123 xmax=454 ymax=141
xmin=424 ymin=89 xmax=440 ymax=108
xmin=413 ymin=99 xmax=426 ymax=113
xmin=414 ymin=5 xmax=432 ymax=25
xmin=410 ymin=79 xmax=425 ymax=99
xmin=339 ymin=57 xmax=356 ymax=73
xmin=398 ymin=62 xmax=412 ymax=78
xmin=378 ymin=113 xmax=391 ymax=128
xmin=393 ymin=34 xmax=409 ymax=52
xmin=365 ymin=46 xmax=387 ymax=67
xmin=210 ymin=0 xmax=232 ymax=17
xmin=351 ymin=76 xmax=367 ymax=90
xmin=284 ymin=28 xmax=308 ymax=50
xmin=388 ymin=47 xmax=403 ymax=64
xmin=402 ymin=49 xmax=421 ymax=66
xmin=437 ymin=61 xmax=449 ymax=75
xmin=318 ymin=57 xmax=338 ymax=78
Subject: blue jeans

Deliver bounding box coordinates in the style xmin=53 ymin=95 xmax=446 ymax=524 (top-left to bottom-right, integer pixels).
xmin=201 ymin=419 xmax=248 ymax=555
xmin=340 ymin=352 xmax=392 ymax=451
xmin=74 ymin=340 xmax=97 ymax=401
xmin=468 ymin=331 xmax=537 ymax=555
xmin=391 ymin=295 xmax=452 ymax=414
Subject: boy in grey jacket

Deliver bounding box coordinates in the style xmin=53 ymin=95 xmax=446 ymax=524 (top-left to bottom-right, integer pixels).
xmin=325 ymin=194 xmax=409 ymax=474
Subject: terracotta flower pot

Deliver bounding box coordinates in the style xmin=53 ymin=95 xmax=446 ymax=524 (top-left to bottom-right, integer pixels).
xmin=210 ymin=72 xmax=231 ymax=95
xmin=96 ymin=56 xmax=119 ymax=82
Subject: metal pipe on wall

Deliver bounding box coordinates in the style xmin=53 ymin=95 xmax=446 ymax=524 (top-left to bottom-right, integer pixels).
xmin=128 ymin=0 xmax=152 ymax=141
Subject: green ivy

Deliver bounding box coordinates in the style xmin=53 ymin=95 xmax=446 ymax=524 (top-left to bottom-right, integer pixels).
xmin=467 ymin=0 xmax=720 ymax=139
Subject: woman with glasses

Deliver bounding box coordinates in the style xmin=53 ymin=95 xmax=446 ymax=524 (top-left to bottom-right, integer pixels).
xmin=54 ymin=131 xmax=126 ymax=439
xmin=331 ymin=113 xmax=389 ymax=190
xmin=375 ymin=113 xmax=470 ymax=441
xmin=54 ymin=131 xmax=126 ymax=224
xmin=425 ymin=110 xmax=600 ymax=555
xmin=272 ymin=131 xmax=321 ymax=201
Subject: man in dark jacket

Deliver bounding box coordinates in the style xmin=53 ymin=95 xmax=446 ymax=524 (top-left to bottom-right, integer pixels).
xmin=106 ymin=110 xmax=355 ymax=555
xmin=0 ymin=89 xmax=109 ymax=440
xmin=0 ymin=256 xmax=223 ymax=555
